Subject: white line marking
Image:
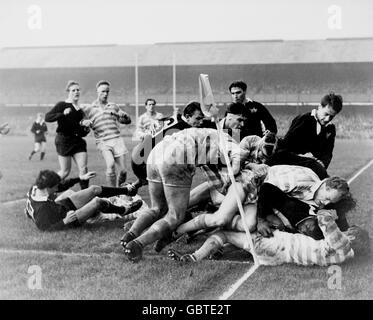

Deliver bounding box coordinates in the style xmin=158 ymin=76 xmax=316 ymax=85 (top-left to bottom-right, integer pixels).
xmin=1 ymin=199 xmax=24 ymax=206
xmin=218 ymin=264 xmax=259 ymax=300
xmin=347 ymin=159 xmax=373 ymax=184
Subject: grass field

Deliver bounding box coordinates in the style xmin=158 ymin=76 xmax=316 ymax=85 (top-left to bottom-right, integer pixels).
xmin=0 ymin=135 xmax=372 ymax=300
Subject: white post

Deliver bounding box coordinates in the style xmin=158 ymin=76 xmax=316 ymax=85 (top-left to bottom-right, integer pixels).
xmin=172 ymin=53 xmax=177 ymax=115
xmin=135 ymin=53 xmax=139 ymax=124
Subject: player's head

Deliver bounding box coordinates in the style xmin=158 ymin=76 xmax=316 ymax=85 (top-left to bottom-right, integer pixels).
xmin=297 ymin=216 xmax=323 ymax=240
xmin=259 ymin=131 xmax=278 ymax=158
xmin=65 ymin=80 xmax=80 ymax=101
xmin=314 ymin=176 xmax=350 ymax=208
xmin=36 ymin=113 xmax=44 ymax=121
xmin=345 ymin=226 xmax=370 ymax=257
xmin=225 ymin=102 xmax=246 ymax=130
xmin=96 ymin=80 xmax=110 ymax=103
xmin=183 ymin=101 xmax=204 ymax=128
xmin=229 ymin=80 xmax=247 ymax=103
xmin=145 ymin=98 xmax=156 ymax=113
xmin=36 ymin=170 xmax=61 ymax=193
xmin=317 ymin=92 xmax=343 ymax=126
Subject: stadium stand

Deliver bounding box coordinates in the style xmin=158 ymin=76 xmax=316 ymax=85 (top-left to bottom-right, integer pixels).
xmin=0 ymin=38 xmax=373 ymax=106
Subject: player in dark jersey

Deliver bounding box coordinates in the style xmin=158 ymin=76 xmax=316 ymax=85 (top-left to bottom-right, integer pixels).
xmin=130 ymin=101 xmax=215 ymax=189
xmin=29 ymin=113 xmax=48 ymax=161
xmin=25 ymin=170 xmax=141 ymax=231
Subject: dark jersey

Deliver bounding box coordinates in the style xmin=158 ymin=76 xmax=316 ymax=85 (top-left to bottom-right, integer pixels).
xmin=241 ymin=100 xmax=277 ymax=138
xmin=24 ymin=177 xmax=80 ymax=231
xmin=45 ymin=101 xmax=89 ymax=137
xmin=31 ymin=122 xmax=48 ymax=142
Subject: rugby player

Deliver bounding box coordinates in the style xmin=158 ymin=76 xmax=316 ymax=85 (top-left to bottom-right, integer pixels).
xmin=168 ymin=209 xmax=370 ymax=267
xmin=82 ymin=80 xmax=131 ymax=187
xmin=25 ymin=170 xmax=141 ymax=231
xmin=121 ymin=127 xmax=245 ymax=262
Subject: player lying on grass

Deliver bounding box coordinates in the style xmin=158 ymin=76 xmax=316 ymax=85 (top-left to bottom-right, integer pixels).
xmin=168 ymin=209 xmax=370 ymax=266
xmin=150 ymin=133 xmax=277 ymax=251
xmin=172 ymin=163 xmax=350 ymax=248
xmin=25 ymin=170 xmax=142 ymax=231
xmin=121 ymin=127 xmax=246 ymax=262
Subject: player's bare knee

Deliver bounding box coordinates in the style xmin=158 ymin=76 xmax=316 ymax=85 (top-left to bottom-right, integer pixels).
xmin=89 ymin=185 xmax=102 ymax=195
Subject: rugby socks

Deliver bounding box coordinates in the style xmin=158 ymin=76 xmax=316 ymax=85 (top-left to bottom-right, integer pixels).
xmin=136 ymin=219 xmax=172 ymax=248
xmin=193 ymin=232 xmax=226 ymax=261
xmin=117 ymin=171 xmax=127 ymax=186
xmin=129 ymin=209 xmax=161 ymax=236
xmin=79 ymin=179 xmax=89 ymax=190
xmin=174 ymin=214 xmax=208 ymax=238
xmin=101 ymin=199 xmax=129 ymax=216
xmin=106 ymin=173 xmax=117 ymax=187
xmin=40 ymin=152 xmax=45 ymax=160
xmin=29 ymin=150 xmax=36 ymax=160
xmin=100 ymin=186 xmax=136 ymax=198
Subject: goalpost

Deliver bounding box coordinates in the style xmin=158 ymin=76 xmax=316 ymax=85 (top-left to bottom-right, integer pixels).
xmin=199 ymin=74 xmax=260 ymax=278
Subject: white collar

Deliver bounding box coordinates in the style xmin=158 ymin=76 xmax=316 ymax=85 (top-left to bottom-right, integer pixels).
xmin=311 ymin=109 xmax=321 ymax=135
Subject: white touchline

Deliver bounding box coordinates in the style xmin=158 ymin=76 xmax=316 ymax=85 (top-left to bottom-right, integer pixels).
xmin=1 ymin=198 xmax=25 ymax=206
xmin=347 ymin=158 xmax=373 ymax=184
xmin=217 ymin=157 xmax=373 ymax=301
xmin=218 ymin=264 xmax=259 ymax=300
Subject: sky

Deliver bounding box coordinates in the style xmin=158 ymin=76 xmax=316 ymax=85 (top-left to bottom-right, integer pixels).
xmin=0 ymin=0 xmax=372 ymax=48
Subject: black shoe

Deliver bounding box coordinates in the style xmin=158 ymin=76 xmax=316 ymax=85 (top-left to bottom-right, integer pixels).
xmin=120 ymin=231 xmax=137 ymax=247
xmin=153 ymin=233 xmax=174 ymax=253
xmin=124 ymin=240 xmax=143 ymax=263
xmin=120 ymin=182 xmax=138 ymax=197
xmin=168 ymin=249 xmax=196 ymax=263
xmin=208 ymin=247 xmax=224 ymax=260
xmin=127 ymin=199 xmax=143 ymax=214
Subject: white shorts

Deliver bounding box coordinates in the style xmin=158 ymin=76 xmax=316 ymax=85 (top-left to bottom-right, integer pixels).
xmin=96 ymin=137 xmax=128 ymax=158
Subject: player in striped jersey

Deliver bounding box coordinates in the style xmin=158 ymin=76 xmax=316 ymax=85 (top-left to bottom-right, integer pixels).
xmin=168 ymin=209 xmax=370 ymax=266
xmin=121 ymin=127 xmax=245 ymax=262
xmin=82 ymin=81 xmax=131 ymax=187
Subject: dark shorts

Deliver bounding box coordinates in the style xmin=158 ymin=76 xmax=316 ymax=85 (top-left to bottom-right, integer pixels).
xmin=35 ymin=136 xmax=46 ymax=143
xmin=55 ymin=133 xmax=87 ymax=157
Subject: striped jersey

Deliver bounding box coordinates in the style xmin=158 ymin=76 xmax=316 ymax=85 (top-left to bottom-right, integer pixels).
xmin=83 ymin=101 xmax=130 ymax=141
xmin=135 ymin=111 xmax=164 ymax=139
xmin=265 ymin=165 xmax=324 ymax=209
xmin=148 ymin=127 xmax=242 ymax=170
xmin=251 ymin=210 xmax=354 ymax=266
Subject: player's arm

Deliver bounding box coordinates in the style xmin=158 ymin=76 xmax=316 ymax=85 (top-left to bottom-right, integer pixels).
xmin=258 ymin=103 xmax=277 ymax=134
xmin=313 ymin=125 xmax=336 ymax=169
xmin=111 ymin=104 xmax=131 ymax=124
xmin=317 ymin=209 xmax=351 ymax=252
xmin=45 ymin=102 xmax=66 ymax=122
xmin=57 ymin=172 xmax=96 ymax=192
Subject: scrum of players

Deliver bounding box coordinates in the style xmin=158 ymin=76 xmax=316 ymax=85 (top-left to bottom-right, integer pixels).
xmin=22 ymin=79 xmax=370 ymax=267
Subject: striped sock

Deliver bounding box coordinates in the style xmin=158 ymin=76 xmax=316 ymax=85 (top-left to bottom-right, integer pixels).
xmin=193 ymin=233 xmax=226 ymax=261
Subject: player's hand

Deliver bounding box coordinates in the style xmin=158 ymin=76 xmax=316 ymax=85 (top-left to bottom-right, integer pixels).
xmin=63 ymin=108 xmax=72 ymax=115
xmin=36 ymin=130 xmax=40 ymax=134
xmin=257 ymin=218 xmax=273 ymax=237
xmin=80 ymin=171 xmax=96 ymax=180
xmin=80 ymin=119 xmax=92 ymax=127
xmin=63 ymin=210 xmax=77 ymax=225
